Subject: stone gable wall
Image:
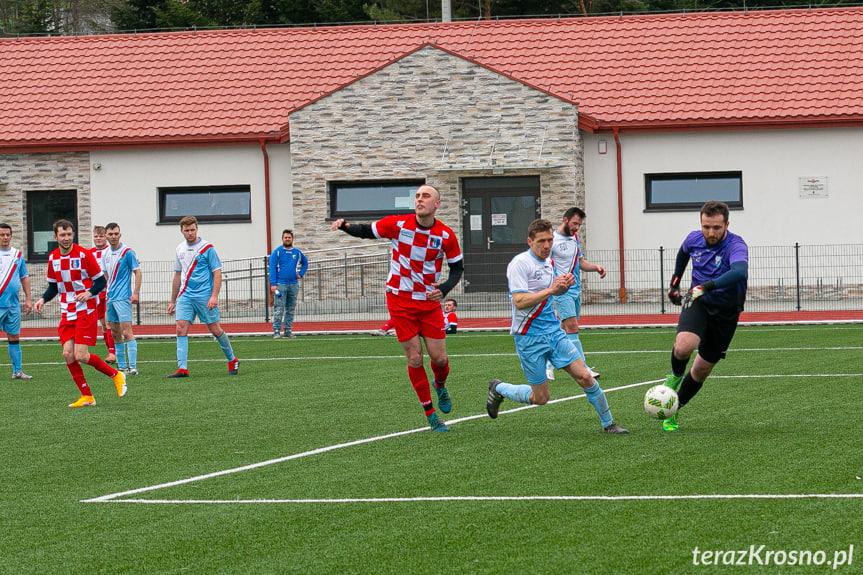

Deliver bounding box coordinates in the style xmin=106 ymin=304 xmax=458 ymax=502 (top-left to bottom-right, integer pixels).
xmin=0 ymin=152 xmax=91 ymax=257
xmin=289 ymin=46 xmax=584 ymax=255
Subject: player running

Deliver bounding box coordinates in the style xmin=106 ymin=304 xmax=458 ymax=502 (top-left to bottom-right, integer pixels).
xmin=332 ymin=184 xmax=463 ymax=432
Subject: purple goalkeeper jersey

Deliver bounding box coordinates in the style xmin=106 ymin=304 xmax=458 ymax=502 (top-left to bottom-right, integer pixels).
xmin=681 ymin=229 xmax=748 ymax=311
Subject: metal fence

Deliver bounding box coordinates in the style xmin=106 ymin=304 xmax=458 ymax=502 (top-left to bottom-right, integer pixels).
xmin=21 ymin=243 xmax=863 ymax=328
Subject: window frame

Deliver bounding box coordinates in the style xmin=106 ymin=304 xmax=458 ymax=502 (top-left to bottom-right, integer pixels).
xmin=328 ymin=179 xmax=424 ymax=219
xmin=158 ymin=185 xmax=251 ymax=224
xmin=644 ymin=171 xmax=743 ymax=212
xmin=26 ymin=189 xmax=78 ymax=262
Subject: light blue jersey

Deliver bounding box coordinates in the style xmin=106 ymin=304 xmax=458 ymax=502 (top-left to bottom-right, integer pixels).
xmin=0 ymin=248 xmax=27 ymax=308
xmin=551 ymin=229 xmax=582 ymax=294
xmin=174 ymin=238 xmax=221 ymax=301
xmin=104 ymin=243 xmax=140 ymax=302
xmin=506 ymin=249 xmax=561 ymax=336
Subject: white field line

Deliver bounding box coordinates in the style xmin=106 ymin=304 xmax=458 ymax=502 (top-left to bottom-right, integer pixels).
xmin=81 ymin=380 xmax=656 ymax=503
xmin=14 ymin=345 xmax=863 ymax=369
xmin=81 ymin=374 xmax=863 ymax=505
xmin=96 ymin=493 xmax=863 ymax=504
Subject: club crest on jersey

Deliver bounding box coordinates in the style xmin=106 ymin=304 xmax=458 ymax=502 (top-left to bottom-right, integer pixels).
xmin=429 ymin=237 xmax=442 ymax=249
xmin=714 ymin=255 xmax=722 ymax=268
xmin=71 ymin=258 xmax=81 ymax=269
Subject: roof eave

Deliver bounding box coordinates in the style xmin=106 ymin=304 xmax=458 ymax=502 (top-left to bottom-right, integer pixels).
xmin=580 ymin=116 xmax=863 ymax=134
xmin=0 ymin=132 xmax=289 ymax=154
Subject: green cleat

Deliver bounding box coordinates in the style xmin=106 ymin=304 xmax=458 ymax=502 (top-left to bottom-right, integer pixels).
xmin=428 ymin=412 xmax=449 ymax=432
xmin=665 ymin=373 xmax=683 ymax=392
xmin=434 ymin=382 xmax=452 ymax=414
xmin=662 ymin=413 xmax=678 ymax=431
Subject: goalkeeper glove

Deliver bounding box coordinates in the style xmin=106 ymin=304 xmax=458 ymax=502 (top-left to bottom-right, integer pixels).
xmin=668 ymin=275 xmax=682 ymax=306
xmin=681 ymin=282 xmax=714 ymax=309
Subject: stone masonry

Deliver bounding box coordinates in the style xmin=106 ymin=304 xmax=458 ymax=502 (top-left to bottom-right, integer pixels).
xmin=0 ymin=152 xmax=91 ymax=259
xmin=289 ymin=45 xmax=585 ymax=255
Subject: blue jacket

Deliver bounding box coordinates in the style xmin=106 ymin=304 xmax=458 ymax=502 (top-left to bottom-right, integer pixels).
xmin=269 ymin=246 xmax=308 ymax=285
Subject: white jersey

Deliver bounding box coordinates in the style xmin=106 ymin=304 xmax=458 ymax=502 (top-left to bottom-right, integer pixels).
xmin=506 ymin=249 xmax=561 ymax=336
xmin=551 ymin=230 xmax=582 ymax=293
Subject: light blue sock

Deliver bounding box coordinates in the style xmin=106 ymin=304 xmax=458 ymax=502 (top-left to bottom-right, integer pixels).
xmin=177 ymin=336 xmax=189 ymax=370
xmin=115 ymin=339 xmax=127 ymax=369
xmin=216 ymin=332 xmax=235 ymax=361
xmin=8 ymin=342 xmax=22 ymax=373
xmin=568 ymin=333 xmax=585 ymax=362
xmin=584 ymin=382 xmax=613 ymax=427
xmin=127 ymin=340 xmax=138 ymax=369
xmin=495 ymin=381 xmax=533 ymax=404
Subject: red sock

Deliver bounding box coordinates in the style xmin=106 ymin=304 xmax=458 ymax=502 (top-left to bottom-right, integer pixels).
xmin=407 ymin=365 xmax=434 ymax=416
xmin=104 ymin=330 xmax=116 ymax=354
xmin=431 ymin=360 xmax=450 ymax=387
xmin=87 ymin=353 xmax=118 ymax=377
xmin=66 ymin=362 xmax=92 ymax=396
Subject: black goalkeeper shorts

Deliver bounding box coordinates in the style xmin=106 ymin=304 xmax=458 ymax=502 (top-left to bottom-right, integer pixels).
xmin=677 ymin=298 xmax=741 ymax=364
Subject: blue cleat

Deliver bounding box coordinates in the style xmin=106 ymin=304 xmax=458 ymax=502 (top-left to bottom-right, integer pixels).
xmin=434 ymin=381 xmax=452 ymax=414
xmin=428 ymin=412 xmax=449 ymax=432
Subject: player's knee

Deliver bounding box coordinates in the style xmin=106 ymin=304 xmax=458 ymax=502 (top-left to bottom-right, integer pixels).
xmin=531 ymin=391 xmax=549 ymax=405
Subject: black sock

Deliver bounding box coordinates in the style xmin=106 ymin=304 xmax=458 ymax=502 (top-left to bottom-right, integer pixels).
xmin=671 ymin=352 xmax=688 ymax=377
xmin=677 ymin=372 xmax=704 ymax=407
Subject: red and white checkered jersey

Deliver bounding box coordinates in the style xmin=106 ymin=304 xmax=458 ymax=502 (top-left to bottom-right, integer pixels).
xmin=372 ymin=215 xmax=462 ymax=301
xmin=47 ymin=244 xmax=104 ymax=321
xmin=89 ymin=246 xmax=109 ymax=304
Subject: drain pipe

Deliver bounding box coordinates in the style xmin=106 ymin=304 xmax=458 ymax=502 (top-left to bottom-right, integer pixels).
xmin=260 ymin=139 xmax=273 ymax=255
xmin=613 ymin=127 xmax=626 ymax=303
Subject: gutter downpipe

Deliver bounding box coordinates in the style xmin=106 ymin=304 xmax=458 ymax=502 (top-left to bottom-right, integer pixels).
xmin=260 ymin=139 xmax=273 ymax=255
xmin=613 ymin=127 xmax=626 ymax=303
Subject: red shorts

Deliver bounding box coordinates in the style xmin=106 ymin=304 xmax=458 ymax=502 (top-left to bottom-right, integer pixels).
xmin=58 ymin=312 xmax=98 ymax=346
xmin=96 ymin=297 xmax=106 ymax=320
xmin=386 ymin=292 xmax=445 ymax=342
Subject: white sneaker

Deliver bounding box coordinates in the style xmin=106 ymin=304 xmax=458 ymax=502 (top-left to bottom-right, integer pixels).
xmin=545 ymin=362 xmax=555 ymax=380
xmin=126 ymin=368 xmax=139 ymax=376
xmin=588 ymin=367 xmax=601 ymax=380
xmin=12 ymin=371 xmax=33 ymax=380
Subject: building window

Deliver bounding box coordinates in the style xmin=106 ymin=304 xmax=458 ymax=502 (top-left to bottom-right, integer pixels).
xmin=645 ymin=172 xmax=743 ymax=211
xmin=159 ymin=185 xmax=251 ymax=224
xmin=26 ymin=189 xmax=78 ymax=261
xmin=329 ymin=180 xmax=423 ymax=219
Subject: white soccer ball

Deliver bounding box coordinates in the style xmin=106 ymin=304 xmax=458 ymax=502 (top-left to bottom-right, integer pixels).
xmin=644 ymin=385 xmax=679 ymax=419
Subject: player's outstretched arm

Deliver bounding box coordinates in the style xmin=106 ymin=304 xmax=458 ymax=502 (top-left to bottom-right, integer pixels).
xmin=331 ymin=219 xmax=375 ymax=239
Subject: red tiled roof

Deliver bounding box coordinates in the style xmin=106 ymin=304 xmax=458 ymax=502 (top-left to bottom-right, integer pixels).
xmin=3 ymin=7 xmax=863 ymax=150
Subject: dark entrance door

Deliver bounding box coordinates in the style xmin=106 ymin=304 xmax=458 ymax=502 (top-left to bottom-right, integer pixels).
xmin=462 ymin=176 xmax=541 ymax=292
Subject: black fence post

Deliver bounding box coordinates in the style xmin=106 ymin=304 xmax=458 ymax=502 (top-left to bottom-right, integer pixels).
xmin=795 ymin=242 xmax=802 ymax=311
xmin=659 ymin=246 xmax=665 ymax=314
xmin=264 ymin=256 xmax=270 ymax=323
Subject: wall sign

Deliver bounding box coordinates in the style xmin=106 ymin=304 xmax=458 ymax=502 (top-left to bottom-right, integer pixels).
xmin=799 ymin=176 xmax=828 ymax=198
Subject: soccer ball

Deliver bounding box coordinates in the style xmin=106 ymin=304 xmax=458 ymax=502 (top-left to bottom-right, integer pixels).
xmin=643 ymin=385 xmax=679 ymax=419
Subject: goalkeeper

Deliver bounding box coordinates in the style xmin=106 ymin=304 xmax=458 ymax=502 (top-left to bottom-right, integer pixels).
xmin=662 ymin=200 xmax=749 ymax=431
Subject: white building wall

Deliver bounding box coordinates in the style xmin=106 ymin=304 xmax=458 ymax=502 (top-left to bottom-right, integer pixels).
xmin=585 ymin=127 xmax=863 ymax=253
xmin=89 ymin=144 xmax=292 ymax=262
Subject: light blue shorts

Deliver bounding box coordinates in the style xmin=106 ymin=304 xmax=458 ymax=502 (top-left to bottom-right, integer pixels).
xmin=514 ymin=329 xmax=582 ymax=385
xmin=175 ymin=298 xmax=220 ymax=325
xmin=106 ymin=299 xmax=133 ymax=323
xmin=0 ymin=307 xmax=21 ymax=335
xmin=552 ymin=290 xmax=581 ymax=321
